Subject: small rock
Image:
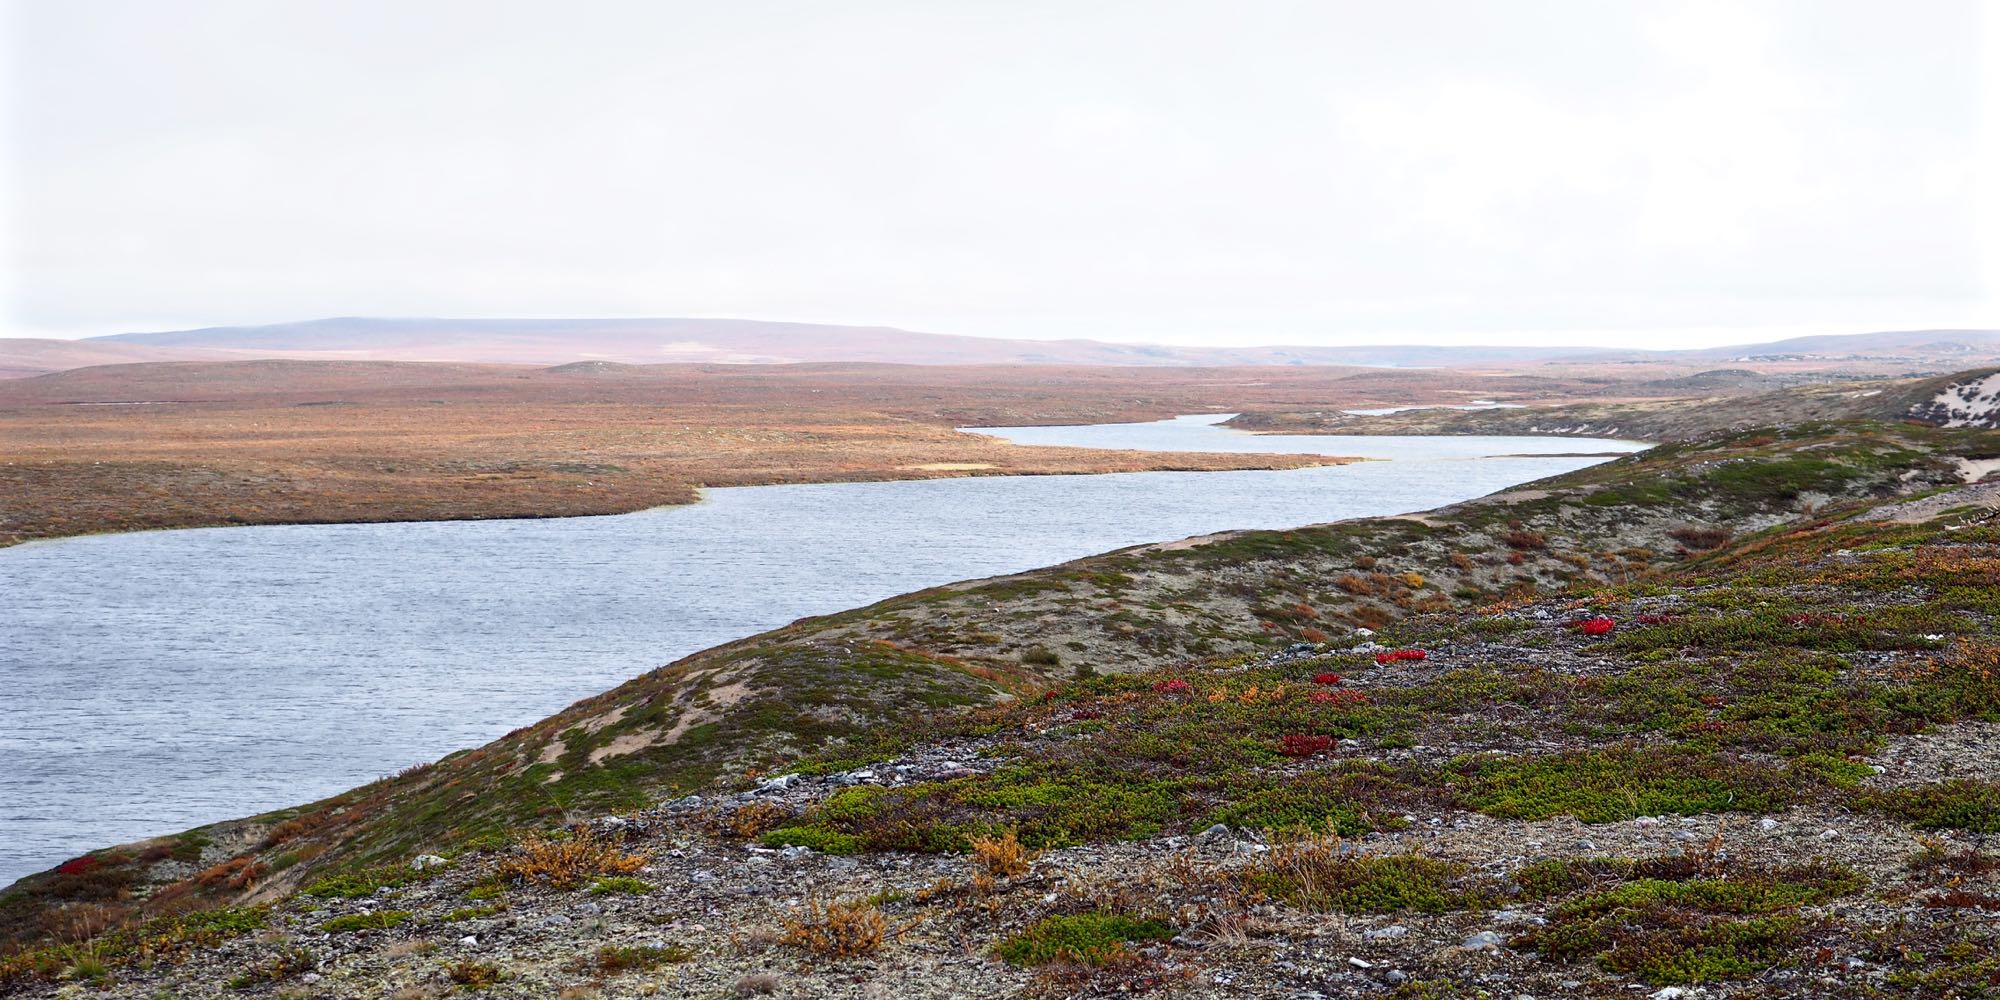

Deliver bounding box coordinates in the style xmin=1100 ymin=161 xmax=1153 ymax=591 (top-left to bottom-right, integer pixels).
xmin=1759 ymin=817 xmax=1780 ymax=831
xmin=1383 ymin=970 xmax=1409 ymax=985
xmin=1462 ymin=930 xmax=1505 ymax=950
xmin=1650 ymin=989 xmax=1690 ymax=1000
xmin=1198 ymin=823 xmax=1233 ymax=841
xmin=1348 ymin=957 xmax=1374 ymax=969
xmin=458 ymin=935 xmax=478 ymax=947
xmin=1363 ymin=925 xmax=1409 ymax=940
xmin=410 ymin=854 xmax=447 ymax=871
xmin=1576 ymin=839 xmax=1598 ymax=851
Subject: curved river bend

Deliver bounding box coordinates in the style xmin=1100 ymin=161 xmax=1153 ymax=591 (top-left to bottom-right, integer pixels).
xmin=0 ymin=416 xmax=1646 ymax=885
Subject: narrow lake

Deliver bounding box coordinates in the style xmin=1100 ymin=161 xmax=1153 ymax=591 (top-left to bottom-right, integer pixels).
xmin=0 ymin=416 xmax=1646 ymax=885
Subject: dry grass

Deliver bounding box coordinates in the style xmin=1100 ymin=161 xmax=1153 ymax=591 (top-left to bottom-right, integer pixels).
xmin=720 ymin=802 xmax=791 ymax=840
xmin=967 ymin=830 xmax=1039 ymax=879
xmin=495 ymin=831 xmax=646 ymax=890
xmin=445 ymin=960 xmax=504 ymax=987
xmin=778 ymin=896 xmax=888 ymax=958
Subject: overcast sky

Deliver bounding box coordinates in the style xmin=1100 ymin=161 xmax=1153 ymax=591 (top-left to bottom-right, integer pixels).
xmin=1 ymin=0 xmax=1991 ymax=346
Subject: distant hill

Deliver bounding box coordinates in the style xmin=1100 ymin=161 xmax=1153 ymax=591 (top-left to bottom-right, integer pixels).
xmin=0 ymin=317 xmax=1992 ymax=376
xmin=0 ymin=338 xmax=237 ymax=379
xmin=1689 ymin=328 xmax=2000 ymax=361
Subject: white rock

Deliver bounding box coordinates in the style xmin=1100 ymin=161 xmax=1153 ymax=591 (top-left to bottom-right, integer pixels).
xmin=1758 ymin=817 xmax=1780 ymax=831
xmin=410 ymin=854 xmax=448 ymax=870
xmin=1348 ymin=957 xmax=1374 ymax=969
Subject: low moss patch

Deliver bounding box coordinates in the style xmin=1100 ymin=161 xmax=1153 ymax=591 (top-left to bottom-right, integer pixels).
xmin=587 ymin=876 xmax=654 ymax=896
xmin=442 ymin=904 xmax=503 ymax=923
xmin=1519 ymin=860 xmax=1862 ymax=985
xmin=595 ymin=943 xmax=692 ymax=972
xmin=1451 ymin=749 xmax=1798 ymax=823
xmin=320 ymin=910 xmax=413 ymax=933
xmin=1249 ymin=846 xmax=1494 ymax=914
xmin=1861 ymin=779 xmax=2000 ymax=832
xmin=994 ymin=913 xmax=1175 ymax=966
xmin=302 ymin=862 xmax=439 ymax=899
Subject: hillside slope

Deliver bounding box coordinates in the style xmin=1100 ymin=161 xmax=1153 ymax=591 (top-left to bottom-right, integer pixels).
xmin=6 ymin=411 xmax=2000 ymax=996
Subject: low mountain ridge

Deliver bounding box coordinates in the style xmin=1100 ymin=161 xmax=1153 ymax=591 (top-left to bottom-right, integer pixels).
xmin=0 ymin=319 xmax=1988 ymax=374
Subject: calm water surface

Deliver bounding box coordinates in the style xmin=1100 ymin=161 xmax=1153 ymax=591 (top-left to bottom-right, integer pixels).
xmin=0 ymin=416 xmax=1645 ymax=885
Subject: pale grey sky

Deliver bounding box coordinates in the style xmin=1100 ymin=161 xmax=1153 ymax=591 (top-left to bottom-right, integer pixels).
xmin=2 ymin=0 xmax=1992 ymax=346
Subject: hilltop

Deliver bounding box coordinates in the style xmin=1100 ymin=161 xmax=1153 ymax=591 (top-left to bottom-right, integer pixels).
xmin=5 ymin=365 xmax=2000 ymax=996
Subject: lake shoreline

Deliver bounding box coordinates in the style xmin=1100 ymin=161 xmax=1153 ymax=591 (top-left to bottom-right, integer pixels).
xmin=0 ymin=418 xmax=1645 ymax=886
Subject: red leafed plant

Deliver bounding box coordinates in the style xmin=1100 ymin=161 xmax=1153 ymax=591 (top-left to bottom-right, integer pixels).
xmin=1278 ymin=734 xmax=1334 ymax=757
xmin=1635 ymin=613 xmax=1678 ymax=626
xmin=1153 ymin=679 xmax=1192 ymax=694
xmin=1373 ymin=649 xmax=1428 ymax=664
xmin=1311 ymin=689 xmax=1370 ymax=707
xmin=1070 ymin=708 xmax=1105 ymax=721
xmin=1311 ymin=672 xmax=1342 ymax=685
xmin=55 ymin=856 xmax=101 ymax=876
xmin=1577 ymin=617 xmax=1616 ymax=636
